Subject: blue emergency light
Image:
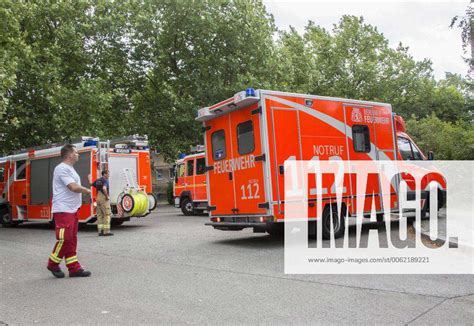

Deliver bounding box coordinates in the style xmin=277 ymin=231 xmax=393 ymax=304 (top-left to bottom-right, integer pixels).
xmin=178 ymin=153 xmax=186 ymax=159
xmin=84 ymin=140 xmax=98 ymax=147
xmin=245 ymin=88 xmax=256 ymax=97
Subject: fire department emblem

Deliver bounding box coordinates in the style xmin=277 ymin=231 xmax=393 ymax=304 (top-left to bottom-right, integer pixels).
xmin=351 ymin=108 xmax=363 ymax=122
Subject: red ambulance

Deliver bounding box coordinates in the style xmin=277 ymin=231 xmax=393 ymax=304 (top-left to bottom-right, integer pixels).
xmin=196 ymin=89 xmax=446 ymax=237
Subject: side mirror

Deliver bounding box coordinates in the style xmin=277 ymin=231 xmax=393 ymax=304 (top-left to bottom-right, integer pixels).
xmin=428 ymin=151 xmax=434 ymax=160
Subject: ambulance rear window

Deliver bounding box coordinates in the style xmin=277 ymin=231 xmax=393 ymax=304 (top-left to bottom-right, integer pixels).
xmin=212 ymin=130 xmax=226 ymax=161
xmin=352 ymin=125 xmax=371 ymax=153
xmin=237 ymin=120 xmax=255 ymax=155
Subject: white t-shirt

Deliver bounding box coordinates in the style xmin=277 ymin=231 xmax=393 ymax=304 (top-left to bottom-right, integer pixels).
xmin=51 ymin=162 xmax=82 ymax=213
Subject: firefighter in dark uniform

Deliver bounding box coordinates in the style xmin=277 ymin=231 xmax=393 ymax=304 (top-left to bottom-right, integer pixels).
xmin=93 ymin=170 xmax=114 ymax=236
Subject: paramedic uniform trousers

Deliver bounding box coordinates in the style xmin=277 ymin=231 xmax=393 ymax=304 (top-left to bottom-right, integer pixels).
xmin=47 ymin=212 xmax=82 ymax=273
xmin=96 ymin=191 xmax=111 ymax=234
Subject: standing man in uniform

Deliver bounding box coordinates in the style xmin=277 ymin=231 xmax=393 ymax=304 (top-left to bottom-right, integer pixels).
xmin=92 ymin=170 xmax=114 ymax=236
xmin=47 ymin=144 xmax=92 ymax=278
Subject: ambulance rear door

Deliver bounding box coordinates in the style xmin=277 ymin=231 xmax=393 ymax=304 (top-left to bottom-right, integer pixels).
xmin=228 ymin=103 xmax=268 ymax=216
xmin=205 ymin=103 xmax=268 ymax=216
xmin=205 ymin=114 xmax=236 ymax=215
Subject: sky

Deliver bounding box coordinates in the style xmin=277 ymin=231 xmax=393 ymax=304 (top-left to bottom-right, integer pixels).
xmin=262 ymin=0 xmax=470 ymax=80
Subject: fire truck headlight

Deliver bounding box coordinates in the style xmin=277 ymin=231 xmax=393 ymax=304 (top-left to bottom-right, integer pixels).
xmin=93 ymin=202 xmax=97 ymax=207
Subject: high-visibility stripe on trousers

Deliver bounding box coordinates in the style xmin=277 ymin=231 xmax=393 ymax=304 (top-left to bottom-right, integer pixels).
xmin=47 ymin=212 xmax=82 ymax=273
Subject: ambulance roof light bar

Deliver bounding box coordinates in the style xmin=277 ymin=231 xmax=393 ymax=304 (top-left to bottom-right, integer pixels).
xmin=196 ymin=88 xmax=260 ymax=122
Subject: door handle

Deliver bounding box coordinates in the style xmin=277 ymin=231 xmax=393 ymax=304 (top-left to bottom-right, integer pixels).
xmin=228 ymin=172 xmax=233 ymax=181
xmin=22 ymin=194 xmax=27 ymax=199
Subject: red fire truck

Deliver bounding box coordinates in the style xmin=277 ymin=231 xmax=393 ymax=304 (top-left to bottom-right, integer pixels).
xmin=173 ymin=148 xmax=208 ymax=215
xmin=196 ymin=89 xmax=446 ymax=237
xmin=0 ymin=135 xmax=157 ymax=227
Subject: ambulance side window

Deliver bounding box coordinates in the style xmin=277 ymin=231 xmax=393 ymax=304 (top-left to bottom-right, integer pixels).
xmin=196 ymin=158 xmax=206 ymax=175
xmin=237 ymin=120 xmax=255 ymax=155
xmin=0 ymin=166 xmax=4 ymax=181
xmin=397 ymin=137 xmax=413 ymax=160
xmin=187 ymin=159 xmax=194 ymax=176
xmin=352 ymin=125 xmax=371 ymax=153
xmin=15 ymin=160 xmax=26 ymax=180
xmin=212 ymin=130 xmax=226 ymax=161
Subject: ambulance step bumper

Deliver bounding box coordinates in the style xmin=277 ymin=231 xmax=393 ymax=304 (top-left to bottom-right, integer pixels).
xmin=206 ymin=215 xmax=274 ymax=229
xmin=205 ymin=222 xmax=266 ymax=227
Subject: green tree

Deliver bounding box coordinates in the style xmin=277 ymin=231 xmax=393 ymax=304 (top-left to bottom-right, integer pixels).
xmin=128 ymin=0 xmax=277 ymax=159
xmin=450 ymin=4 xmax=473 ymax=73
xmin=406 ymin=114 xmax=474 ymax=160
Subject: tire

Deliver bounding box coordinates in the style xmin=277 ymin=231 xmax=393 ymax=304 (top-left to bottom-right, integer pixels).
xmin=180 ymin=198 xmax=194 ymax=216
xmin=376 ymin=213 xmax=384 ymax=223
xmin=322 ymin=205 xmax=345 ymax=240
xmin=267 ymin=223 xmax=284 ymax=238
xmin=420 ymin=198 xmax=429 ymax=220
xmin=147 ymin=193 xmax=157 ymax=211
xmin=49 ymin=216 xmax=56 ymax=229
xmin=425 ymin=189 xmax=445 ymax=212
xmin=1 ymin=207 xmax=17 ymax=227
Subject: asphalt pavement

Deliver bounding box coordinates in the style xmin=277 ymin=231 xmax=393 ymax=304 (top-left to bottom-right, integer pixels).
xmin=1 ymin=204 xmax=473 ymax=325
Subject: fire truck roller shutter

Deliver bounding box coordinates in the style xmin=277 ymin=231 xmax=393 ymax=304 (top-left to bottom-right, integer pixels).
xmin=74 ymin=152 xmax=92 ymax=204
xmin=30 ymin=158 xmax=50 ymax=205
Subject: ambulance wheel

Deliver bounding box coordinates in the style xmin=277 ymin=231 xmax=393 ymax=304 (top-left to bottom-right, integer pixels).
xmin=267 ymin=223 xmax=284 ymax=238
xmin=420 ymin=199 xmax=429 ymax=220
xmin=180 ymin=198 xmax=194 ymax=216
xmin=322 ymin=205 xmax=345 ymax=240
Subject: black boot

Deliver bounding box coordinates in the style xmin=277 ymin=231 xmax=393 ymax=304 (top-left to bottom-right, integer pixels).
xmin=47 ymin=266 xmax=65 ymax=278
xmin=69 ymin=269 xmax=92 ymax=277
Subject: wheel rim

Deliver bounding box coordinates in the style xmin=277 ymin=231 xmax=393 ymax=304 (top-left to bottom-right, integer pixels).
xmin=325 ymin=212 xmax=340 ymax=233
xmin=185 ymin=202 xmax=193 ymax=212
xmin=2 ymin=213 xmax=10 ymax=224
